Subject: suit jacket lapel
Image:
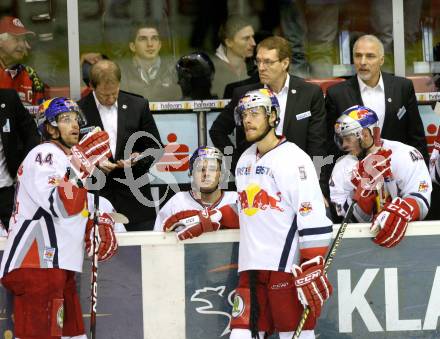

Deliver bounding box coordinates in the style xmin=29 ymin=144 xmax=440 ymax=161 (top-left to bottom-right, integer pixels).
xmin=349 ymin=76 xmax=364 ymax=105
xmin=382 ymin=72 xmax=394 ymax=118
xmin=282 ymin=76 xmax=298 ymax=136
xmin=84 ymin=93 xmax=105 ymax=130
xmin=115 ymin=93 xmax=127 ymax=159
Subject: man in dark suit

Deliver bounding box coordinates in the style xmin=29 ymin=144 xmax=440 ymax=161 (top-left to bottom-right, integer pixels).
xmin=325 ymin=34 xmax=428 ymax=162
xmin=0 ymin=89 xmax=40 ymax=229
xmin=325 ymin=34 xmax=434 ymax=220
xmin=210 ymin=36 xmax=327 ymax=188
xmin=78 ymin=60 xmax=163 ymax=231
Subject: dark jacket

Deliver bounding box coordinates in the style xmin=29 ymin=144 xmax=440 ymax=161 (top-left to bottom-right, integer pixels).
xmin=210 ymin=75 xmax=327 ymax=176
xmin=0 ymin=89 xmax=40 ymax=180
xmin=78 ymin=90 xmax=163 ymax=225
xmin=325 ymin=72 xmax=429 ymax=162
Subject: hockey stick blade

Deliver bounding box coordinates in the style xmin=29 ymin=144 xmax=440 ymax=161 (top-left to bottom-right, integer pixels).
xmin=292 ymin=201 xmax=356 ymax=339
xmin=108 ymin=212 xmax=129 ymax=224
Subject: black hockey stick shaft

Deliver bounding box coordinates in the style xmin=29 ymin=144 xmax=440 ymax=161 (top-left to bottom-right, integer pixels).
xmin=292 ymin=201 xmax=356 ymax=339
xmin=90 ymin=192 xmax=100 ymax=339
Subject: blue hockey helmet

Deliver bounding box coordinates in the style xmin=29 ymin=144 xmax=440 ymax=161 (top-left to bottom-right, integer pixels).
xmin=37 ymin=97 xmax=86 ymax=134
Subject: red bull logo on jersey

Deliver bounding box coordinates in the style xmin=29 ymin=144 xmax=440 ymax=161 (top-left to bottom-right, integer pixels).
xmin=299 ymin=202 xmax=313 ymax=216
xmin=238 ymin=183 xmax=284 ymax=216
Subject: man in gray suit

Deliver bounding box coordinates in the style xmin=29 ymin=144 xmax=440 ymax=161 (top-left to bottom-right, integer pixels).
xmin=210 ymin=36 xmax=327 ymax=188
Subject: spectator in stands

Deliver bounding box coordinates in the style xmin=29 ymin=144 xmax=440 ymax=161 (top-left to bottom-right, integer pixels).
xmin=119 ymin=22 xmax=180 ymax=101
xmin=325 ymin=34 xmax=429 ymax=163
xmin=371 ymin=0 xmax=423 ymax=72
xmin=176 ymin=52 xmax=217 ymax=100
xmin=0 ymin=88 xmax=40 ymax=231
xmin=280 ymin=0 xmax=339 ymax=78
xmin=0 ymin=16 xmax=47 ymax=105
xmin=80 ymin=52 xmax=111 ymax=98
xmin=212 ymin=15 xmax=256 ymax=98
xmin=78 ymin=59 xmax=164 ymax=231
xmin=210 ymin=36 xmax=327 ymax=192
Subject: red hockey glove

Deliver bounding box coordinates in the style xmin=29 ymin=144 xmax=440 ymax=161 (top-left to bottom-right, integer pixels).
xmin=162 ymin=209 xmax=222 ymax=240
xmin=353 ymin=184 xmax=377 ymax=215
xmin=162 ymin=209 xmax=200 ymax=232
xmin=70 ymin=129 xmax=112 ymax=180
xmin=57 ymin=172 xmax=87 ymax=216
xmin=85 ymin=212 xmax=118 ymax=261
xmin=351 ymin=149 xmax=392 ymax=191
xmin=292 ymin=256 xmax=333 ymax=318
xmin=371 ymin=197 xmax=415 ymax=248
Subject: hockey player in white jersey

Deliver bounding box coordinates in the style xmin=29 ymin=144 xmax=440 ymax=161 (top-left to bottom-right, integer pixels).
xmin=330 ymin=105 xmax=431 ymax=248
xmin=156 ymin=145 xmax=239 ymax=240
xmin=429 ymin=128 xmax=440 ymax=185
xmin=0 ymin=97 xmax=118 ymax=339
xmin=230 ymin=89 xmax=332 ymax=339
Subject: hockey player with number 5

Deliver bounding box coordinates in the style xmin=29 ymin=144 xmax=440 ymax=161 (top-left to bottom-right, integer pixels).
xmin=232 ymin=89 xmax=333 ymax=339
xmin=0 ymin=97 xmax=118 ymax=339
xmin=330 ymin=105 xmax=432 ymax=248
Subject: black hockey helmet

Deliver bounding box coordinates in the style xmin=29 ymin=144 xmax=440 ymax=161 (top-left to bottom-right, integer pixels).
xmin=176 ymin=52 xmax=215 ymax=81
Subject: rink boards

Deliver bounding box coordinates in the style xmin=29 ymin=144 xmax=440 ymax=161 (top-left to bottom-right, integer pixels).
xmin=1 ymin=222 xmax=440 ymax=339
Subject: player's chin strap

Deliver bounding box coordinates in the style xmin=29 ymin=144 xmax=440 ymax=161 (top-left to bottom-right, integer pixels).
xmin=357 ymin=126 xmax=381 ymax=161
xmin=356 ymin=137 xmax=375 ymax=161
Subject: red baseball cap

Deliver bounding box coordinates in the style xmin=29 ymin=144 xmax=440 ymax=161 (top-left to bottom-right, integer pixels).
xmin=0 ymin=16 xmax=35 ymax=36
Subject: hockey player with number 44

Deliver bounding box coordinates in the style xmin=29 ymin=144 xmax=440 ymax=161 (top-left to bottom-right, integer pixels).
xmin=330 ymin=105 xmax=432 ymax=248
xmin=156 ymin=145 xmax=239 ymax=239
xmin=0 ymin=97 xmax=119 ymax=339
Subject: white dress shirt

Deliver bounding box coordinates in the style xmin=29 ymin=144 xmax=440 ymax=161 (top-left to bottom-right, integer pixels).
xmin=0 ymin=137 xmax=13 ymax=188
xmin=93 ymin=92 xmax=118 ymax=157
xmin=265 ymin=73 xmax=290 ymax=135
xmin=357 ymin=74 xmax=386 ymax=129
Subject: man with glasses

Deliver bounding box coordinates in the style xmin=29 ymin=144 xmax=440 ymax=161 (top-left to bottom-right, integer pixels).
xmin=0 ymin=16 xmax=47 ymax=105
xmin=210 ymin=36 xmax=327 ymax=193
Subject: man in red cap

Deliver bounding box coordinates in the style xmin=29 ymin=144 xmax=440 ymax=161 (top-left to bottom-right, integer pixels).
xmin=0 ymin=16 xmax=47 ymax=105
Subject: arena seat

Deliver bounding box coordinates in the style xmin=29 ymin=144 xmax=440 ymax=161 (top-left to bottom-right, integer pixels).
xmin=407 ymin=75 xmax=438 ymax=93
xmin=306 ymin=78 xmax=346 ymax=95
xmin=46 ymin=86 xmax=70 ymax=98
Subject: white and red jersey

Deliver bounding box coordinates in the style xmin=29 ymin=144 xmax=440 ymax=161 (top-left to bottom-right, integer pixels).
xmin=429 ymin=148 xmax=440 ymax=185
xmin=0 ymin=64 xmax=46 ymax=105
xmin=330 ymin=139 xmax=432 ymax=221
xmin=153 ymin=190 xmax=238 ymax=231
xmin=235 ymin=140 xmax=333 ymax=273
xmin=0 ymin=142 xmax=88 ymax=277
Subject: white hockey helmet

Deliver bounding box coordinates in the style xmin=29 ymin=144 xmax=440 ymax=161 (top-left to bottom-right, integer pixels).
xmin=334 ymin=105 xmax=379 ymax=150
xmin=234 ymin=88 xmax=280 ymax=126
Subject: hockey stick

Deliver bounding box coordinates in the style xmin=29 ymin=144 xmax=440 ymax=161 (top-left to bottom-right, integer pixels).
xmin=90 ymin=192 xmax=100 ymax=339
xmin=292 ymin=201 xmax=356 ymax=339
